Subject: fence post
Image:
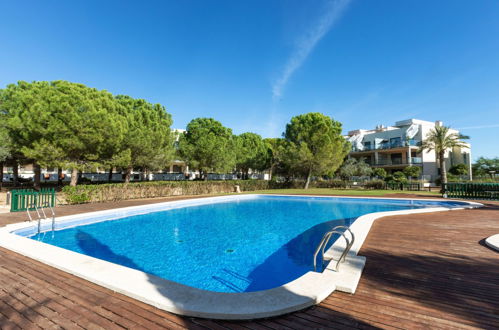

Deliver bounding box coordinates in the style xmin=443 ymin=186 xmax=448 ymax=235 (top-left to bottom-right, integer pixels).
xmin=51 ymin=187 xmax=56 ymax=207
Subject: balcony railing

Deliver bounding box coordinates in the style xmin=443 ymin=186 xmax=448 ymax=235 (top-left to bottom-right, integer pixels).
xmin=351 ymin=139 xmax=421 ymax=152
xmin=374 ymin=159 xmax=423 ymax=166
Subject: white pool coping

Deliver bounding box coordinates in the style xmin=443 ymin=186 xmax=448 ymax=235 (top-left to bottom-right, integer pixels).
xmin=0 ymin=194 xmax=482 ymax=319
xmin=485 ymin=234 xmax=499 ymax=252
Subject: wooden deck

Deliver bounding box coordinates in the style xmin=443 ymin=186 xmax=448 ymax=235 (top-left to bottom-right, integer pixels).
xmin=1 ymin=197 xmax=498 ymax=329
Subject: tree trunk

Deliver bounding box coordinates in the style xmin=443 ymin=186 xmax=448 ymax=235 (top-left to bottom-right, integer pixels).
xmin=108 ymin=167 xmax=113 ymax=183
xmin=34 ymin=163 xmax=41 ymax=189
xmin=304 ymin=168 xmax=312 ymax=189
xmin=0 ymin=161 xmax=3 ymax=190
xmin=13 ymin=160 xmax=19 ymax=187
xmin=70 ymin=168 xmax=78 ymax=187
xmin=439 ymin=150 xmax=447 ymax=193
xmin=57 ymin=168 xmax=63 ymax=186
xmin=124 ymin=166 xmax=132 ymax=184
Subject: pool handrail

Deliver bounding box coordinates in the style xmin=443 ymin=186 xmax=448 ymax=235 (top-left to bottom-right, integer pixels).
xmin=313 ymin=225 xmax=355 ymax=272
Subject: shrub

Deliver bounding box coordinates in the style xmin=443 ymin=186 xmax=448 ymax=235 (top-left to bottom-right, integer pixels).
xmin=63 ymin=186 xmax=91 ymax=204
xmin=449 ymin=163 xmax=468 ymax=176
xmin=372 ymin=168 xmax=387 ymax=179
xmin=364 ymin=180 xmax=385 ymax=190
xmin=384 ymin=175 xmax=394 ymax=182
xmin=62 ymin=180 xmax=281 ymax=204
xmin=61 ymin=179 xmax=357 ymax=204
xmin=392 ymin=171 xmax=408 ymax=183
xmin=403 ymin=166 xmax=421 ymax=179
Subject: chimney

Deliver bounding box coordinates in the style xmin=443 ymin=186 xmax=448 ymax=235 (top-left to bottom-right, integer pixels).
xmin=435 ymin=120 xmax=443 ymax=127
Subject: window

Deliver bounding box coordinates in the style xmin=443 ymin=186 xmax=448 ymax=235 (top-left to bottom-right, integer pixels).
xmin=390 ymin=153 xmax=403 ymax=164
xmin=390 ymin=137 xmax=402 ymax=148
xmin=363 ymin=141 xmax=371 ymax=150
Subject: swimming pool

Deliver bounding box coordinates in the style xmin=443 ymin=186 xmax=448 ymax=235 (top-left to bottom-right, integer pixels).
xmin=0 ymin=194 xmax=480 ymax=319
xmin=23 ymin=195 xmax=462 ymax=292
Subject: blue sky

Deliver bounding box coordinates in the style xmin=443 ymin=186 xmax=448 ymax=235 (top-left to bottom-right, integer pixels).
xmin=1 ymin=0 xmax=498 ymax=159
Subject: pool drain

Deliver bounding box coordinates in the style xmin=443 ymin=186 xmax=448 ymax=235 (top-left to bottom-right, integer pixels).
xmin=225 ymin=249 xmax=234 ymax=253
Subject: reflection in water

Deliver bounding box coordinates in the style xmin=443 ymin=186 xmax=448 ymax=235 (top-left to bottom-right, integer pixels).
xmin=75 ymin=230 xmax=144 ymax=272
xmin=209 ymin=218 xmax=356 ymax=292
xmin=286 ymin=218 xmax=355 ymax=266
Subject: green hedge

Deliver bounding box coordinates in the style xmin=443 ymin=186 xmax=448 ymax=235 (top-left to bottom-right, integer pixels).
xmin=62 ymin=180 xmax=282 ymax=204
xmin=61 ymin=179 xmax=378 ymax=204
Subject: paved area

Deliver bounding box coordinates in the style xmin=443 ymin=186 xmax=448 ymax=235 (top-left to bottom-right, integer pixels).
xmin=0 ymin=196 xmax=498 ymax=329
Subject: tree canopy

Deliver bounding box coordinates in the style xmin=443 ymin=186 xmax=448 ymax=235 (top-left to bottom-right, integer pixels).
xmin=449 ymin=163 xmax=468 ymax=176
xmin=0 ymin=121 xmax=11 ymax=163
xmin=372 ymin=167 xmax=387 ymax=179
xmin=178 ymin=118 xmax=236 ymax=176
xmin=338 ymin=158 xmax=372 ymax=179
xmin=234 ymin=132 xmax=268 ymax=177
xmin=403 ymin=165 xmax=421 ymax=179
xmin=472 ymin=157 xmax=498 ymax=178
xmin=284 ymin=113 xmax=349 ymax=188
xmin=0 ymin=81 xmax=357 ymax=187
xmin=114 ymin=95 xmax=174 ymax=182
xmin=1 ymin=81 xmax=128 ymax=185
xmin=0 ymin=81 xmax=174 ymax=185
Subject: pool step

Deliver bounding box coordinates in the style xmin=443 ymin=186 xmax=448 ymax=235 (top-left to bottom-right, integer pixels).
xmin=324 ymin=255 xmax=366 ymax=294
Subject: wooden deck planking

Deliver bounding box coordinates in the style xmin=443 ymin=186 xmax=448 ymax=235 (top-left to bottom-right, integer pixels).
xmin=0 ymin=198 xmax=498 ymax=329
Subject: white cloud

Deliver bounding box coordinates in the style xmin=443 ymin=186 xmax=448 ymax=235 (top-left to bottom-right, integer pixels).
xmin=457 ymin=124 xmax=499 ymax=130
xmin=272 ymin=0 xmax=351 ymax=101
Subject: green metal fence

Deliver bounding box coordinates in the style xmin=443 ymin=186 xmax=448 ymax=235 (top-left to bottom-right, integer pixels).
xmin=385 ymin=182 xmax=421 ymax=191
xmin=443 ymin=183 xmax=499 ymax=200
xmin=10 ymin=188 xmax=56 ymax=212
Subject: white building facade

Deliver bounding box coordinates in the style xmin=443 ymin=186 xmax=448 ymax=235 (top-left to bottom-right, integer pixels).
xmin=346 ymin=119 xmax=472 ymax=183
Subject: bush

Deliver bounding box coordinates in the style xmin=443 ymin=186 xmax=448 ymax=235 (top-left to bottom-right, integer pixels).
xmin=372 ymin=168 xmax=387 ymax=179
xmin=62 ymin=180 xmax=282 ymax=204
xmin=63 ymin=187 xmax=91 ymax=204
xmin=449 ymin=164 xmax=468 ymax=176
xmin=392 ymin=171 xmax=408 ymax=183
xmin=364 ymin=180 xmax=385 ymax=190
xmin=403 ymin=166 xmax=421 ymax=179
xmin=61 ymin=179 xmax=357 ymax=204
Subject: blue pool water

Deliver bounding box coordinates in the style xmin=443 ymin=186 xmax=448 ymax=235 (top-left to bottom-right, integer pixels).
xmin=28 ymin=195 xmax=460 ymax=293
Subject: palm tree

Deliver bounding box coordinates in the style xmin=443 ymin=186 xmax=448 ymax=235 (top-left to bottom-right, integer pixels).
xmin=419 ymin=125 xmax=469 ymax=189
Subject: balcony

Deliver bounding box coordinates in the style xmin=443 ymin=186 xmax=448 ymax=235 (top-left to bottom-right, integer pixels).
xmin=374 ymin=159 xmax=422 ymax=166
xmin=351 ymin=139 xmax=421 ymax=152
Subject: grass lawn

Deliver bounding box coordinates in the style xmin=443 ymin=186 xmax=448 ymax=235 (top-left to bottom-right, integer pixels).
xmin=250 ymin=188 xmax=441 ymax=197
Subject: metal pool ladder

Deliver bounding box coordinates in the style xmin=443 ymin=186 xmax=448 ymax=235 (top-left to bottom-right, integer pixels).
xmin=313 ymin=225 xmax=355 ymax=272
xmin=26 ymin=202 xmax=56 ymax=236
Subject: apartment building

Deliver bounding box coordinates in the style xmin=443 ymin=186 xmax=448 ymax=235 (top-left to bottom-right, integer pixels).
xmin=346 ymin=119 xmax=472 ymax=182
